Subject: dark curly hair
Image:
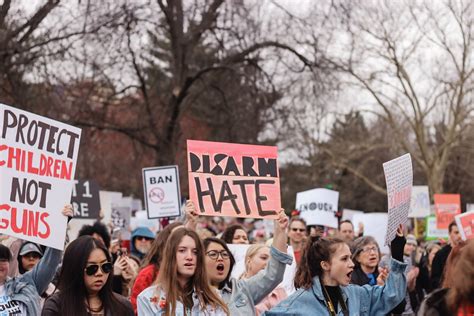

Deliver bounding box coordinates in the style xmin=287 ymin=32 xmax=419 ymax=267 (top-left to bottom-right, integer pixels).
xmin=221 ymin=224 xmax=247 ymax=244
xmin=77 ymin=221 xmax=111 ymax=249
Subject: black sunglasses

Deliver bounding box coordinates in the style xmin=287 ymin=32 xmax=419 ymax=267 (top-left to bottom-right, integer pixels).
xmin=84 ymin=262 xmax=113 ymax=276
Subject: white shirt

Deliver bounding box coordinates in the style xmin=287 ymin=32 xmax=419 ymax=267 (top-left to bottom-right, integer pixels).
xmin=0 ymin=284 xmax=26 ymax=316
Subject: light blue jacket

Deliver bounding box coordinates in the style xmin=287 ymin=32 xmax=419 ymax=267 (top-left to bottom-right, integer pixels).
xmin=3 ymin=246 xmax=62 ymax=316
xmin=264 ymin=258 xmax=407 ymax=316
xmin=221 ymin=246 xmax=293 ymax=316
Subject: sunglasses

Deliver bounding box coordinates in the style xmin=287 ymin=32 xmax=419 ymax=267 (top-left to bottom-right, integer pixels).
xmin=84 ymin=262 xmax=113 ymax=276
xmin=136 ymin=236 xmax=153 ymax=241
xmin=206 ymin=250 xmax=230 ymax=261
xmin=291 ymin=228 xmax=306 ymax=232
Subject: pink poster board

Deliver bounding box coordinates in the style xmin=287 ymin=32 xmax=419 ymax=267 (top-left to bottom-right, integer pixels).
xmin=187 ymin=140 xmax=280 ymax=219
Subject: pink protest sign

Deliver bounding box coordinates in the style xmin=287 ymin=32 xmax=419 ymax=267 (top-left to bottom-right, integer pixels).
xmin=454 ymin=211 xmax=474 ymax=240
xmin=187 ymin=140 xmax=280 ymax=219
xmin=434 ymin=194 xmax=461 ymax=229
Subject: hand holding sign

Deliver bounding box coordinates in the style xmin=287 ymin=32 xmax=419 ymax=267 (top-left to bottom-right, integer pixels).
xmin=273 ymin=209 xmax=290 ymax=254
xmin=184 ymin=200 xmax=198 ymax=230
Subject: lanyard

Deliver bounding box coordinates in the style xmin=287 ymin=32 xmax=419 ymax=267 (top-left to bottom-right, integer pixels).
xmin=319 ymin=278 xmax=349 ymax=316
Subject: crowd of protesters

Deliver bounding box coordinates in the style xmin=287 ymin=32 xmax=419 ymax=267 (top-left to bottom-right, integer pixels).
xmin=0 ymin=201 xmax=473 ymax=316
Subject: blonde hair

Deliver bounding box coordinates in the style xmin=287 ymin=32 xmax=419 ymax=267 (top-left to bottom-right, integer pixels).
xmin=241 ymin=244 xmax=270 ymax=279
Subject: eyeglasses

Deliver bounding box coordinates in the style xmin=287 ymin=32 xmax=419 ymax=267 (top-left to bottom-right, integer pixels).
xmin=361 ymin=246 xmax=378 ymax=254
xmin=136 ymin=236 xmax=153 ymax=241
xmin=84 ymin=262 xmax=113 ymax=276
xmin=206 ymin=250 xmax=230 ymax=260
xmin=291 ymin=228 xmax=306 ymax=232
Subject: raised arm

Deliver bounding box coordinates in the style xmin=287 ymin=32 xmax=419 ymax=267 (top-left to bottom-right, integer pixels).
xmin=240 ymin=209 xmax=293 ymax=304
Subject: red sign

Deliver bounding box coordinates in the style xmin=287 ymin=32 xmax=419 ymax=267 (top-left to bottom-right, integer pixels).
xmin=434 ymin=194 xmax=461 ymax=229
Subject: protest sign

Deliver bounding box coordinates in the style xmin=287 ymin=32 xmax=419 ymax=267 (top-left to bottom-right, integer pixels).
xmin=341 ymin=209 xmax=364 ymax=222
xmin=296 ymin=188 xmax=339 ymax=228
xmin=71 ymin=179 xmax=100 ymax=219
xmin=383 ymin=153 xmax=413 ymax=246
xmin=0 ymin=104 xmax=81 ymax=250
xmin=187 ymin=140 xmax=280 ymax=219
xmin=228 ymin=244 xmax=297 ymax=296
xmin=425 ymin=215 xmax=449 ymax=240
xmin=352 ymin=213 xmax=390 ymax=254
xmin=454 ymin=211 xmax=474 ymax=241
xmin=130 ymin=210 xmax=160 ymax=233
xmin=111 ymin=199 xmax=131 ymax=240
xmin=99 ymin=190 xmax=123 ymax=224
xmin=143 ymin=165 xmax=181 ymax=219
xmin=409 ymin=186 xmax=430 ymax=218
xmin=434 ymin=194 xmax=461 ymax=229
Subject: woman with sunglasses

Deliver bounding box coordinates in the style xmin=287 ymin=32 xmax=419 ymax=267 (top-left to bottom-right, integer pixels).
xmin=203 ymin=209 xmax=293 ymax=316
xmin=42 ymin=235 xmax=133 ymax=315
xmin=137 ymin=227 xmax=228 ymax=315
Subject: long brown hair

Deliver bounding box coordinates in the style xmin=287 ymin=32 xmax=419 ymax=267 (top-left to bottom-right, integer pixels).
xmin=447 ymin=239 xmax=474 ymax=313
xmin=156 ymin=227 xmax=229 ymax=315
xmin=441 ymin=241 xmax=466 ymax=288
xmin=294 ymin=236 xmax=345 ymax=289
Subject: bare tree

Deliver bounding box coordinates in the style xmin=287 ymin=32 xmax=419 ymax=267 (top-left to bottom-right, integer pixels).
xmin=317 ymin=0 xmax=474 ymax=195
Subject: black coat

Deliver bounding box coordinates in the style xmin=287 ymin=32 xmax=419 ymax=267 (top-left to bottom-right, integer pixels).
xmin=417 ymin=288 xmax=452 ymax=316
xmin=430 ymin=244 xmax=452 ymax=290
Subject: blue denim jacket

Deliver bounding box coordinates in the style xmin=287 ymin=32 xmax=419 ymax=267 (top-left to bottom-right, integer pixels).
xmin=264 ymin=258 xmax=407 ymax=316
xmin=221 ymin=246 xmax=293 ymax=316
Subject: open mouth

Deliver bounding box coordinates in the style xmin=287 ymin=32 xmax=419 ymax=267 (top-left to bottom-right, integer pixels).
xmin=346 ymin=271 xmax=353 ymax=279
xmin=184 ymin=263 xmax=194 ymax=267
xmin=216 ymin=263 xmax=225 ymax=272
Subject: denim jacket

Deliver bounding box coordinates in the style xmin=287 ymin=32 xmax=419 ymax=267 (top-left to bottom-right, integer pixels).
xmin=264 ymin=258 xmax=407 ymax=316
xmin=220 ymin=246 xmax=293 ymax=316
xmin=4 ymin=246 xmax=62 ymax=316
xmin=137 ymin=285 xmax=227 ymax=316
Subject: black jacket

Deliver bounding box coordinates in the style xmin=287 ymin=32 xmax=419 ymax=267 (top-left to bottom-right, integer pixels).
xmin=430 ymin=244 xmax=452 ymax=290
xmin=417 ymin=288 xmax=452 ymax=316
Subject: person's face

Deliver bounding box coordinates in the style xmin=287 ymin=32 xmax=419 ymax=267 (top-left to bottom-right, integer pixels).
xmin=356 ymin=242 xmax=379 ymax=269
xmin=428 ymin=246 xmax=440 ymax=267
xmin=176 ymin=235 xmax=197 ymax=281
xmin=288 ymin=221 xmax=306 ymax=243
xmin=339 ymin=222 xmax=355 ymax=242
xmin=449 ymin=226 xmax=462 ymax=246
xmin=21 ymin=252 xmax=41 ymax=271
xmin=135 ymin=236 xmax=153 ymax=254
xmin=232 ymin=229 xmax=249 ymax=244
xmin=205 ymin=242 xmax=231 ymax=286
xmin=404 ymin=243 xmax=416 ymax=256
xmin=247 ymin=247 xmax=270 ymax=278
xmin=83 ymin=248 xmax=111 ymax=295
xmin=323 ymin=243 xmax=354 ymax=286
xmin=0 ymin=259 xmax=9 ymax=284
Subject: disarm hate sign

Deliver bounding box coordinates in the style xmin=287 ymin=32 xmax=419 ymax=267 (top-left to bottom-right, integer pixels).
xmin=71 ymin=179 xmax=101 ymax=219
xmin=143 ymin=166 xmax=181 ymax=218
xmin=0 ymin=103 xmax=81 ymax=250
xmin=187 ymin=140 xmax=280 ymax=219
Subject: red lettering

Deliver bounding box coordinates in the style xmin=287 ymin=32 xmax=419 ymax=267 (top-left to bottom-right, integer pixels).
xmin=38 ymin=212 xmax=50 ymax=239
xmin=0 ymin=204 xmax=10 ymax=229
xmin=26 ymin=151 xmax=39 ymax=175
xmin=46 ymin=157 xmax=53 ymax=176
xmin=60 ymin=161 xmax=72 ymax=180
xmin=10 ymin=206 xmax=27 ymax=234
xmin=0 ymin=144 xmax=7 ymax=166
xmin=53 ymin=159 xmax=61 ymax=178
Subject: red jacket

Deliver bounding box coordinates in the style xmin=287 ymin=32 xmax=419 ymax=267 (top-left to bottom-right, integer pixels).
xmin=130 ymin=264 xmax=157 ymax=314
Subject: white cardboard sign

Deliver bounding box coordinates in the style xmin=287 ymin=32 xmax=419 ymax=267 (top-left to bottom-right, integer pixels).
xmin=143 ymin=166 xmax=181 ymax=219
xmin=0 ymin=104 xmax=81 ymax=250
xmin=352 ymin=213 xmax=390 ymax=254
xmin=296 ymin=188 xmax=339 ymax=228
xmin=383 ymin=154 xmax=413 ymax=246
xmin=454 ymin=211 xmax=474 ymax=241
xmin=409 ymin=186 xmax=430 ymax=218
